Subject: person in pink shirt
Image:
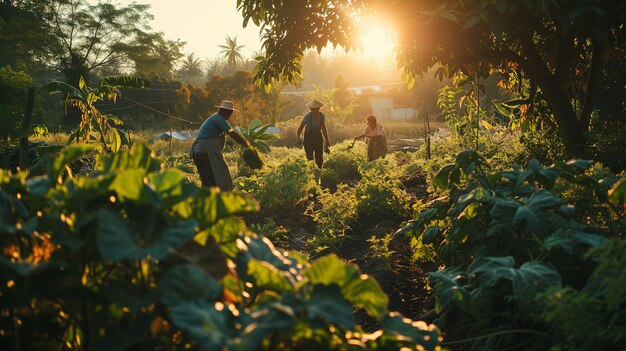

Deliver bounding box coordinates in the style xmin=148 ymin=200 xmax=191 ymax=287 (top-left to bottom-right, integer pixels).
xmin=354 ymin=115 xmax=388 ymax=161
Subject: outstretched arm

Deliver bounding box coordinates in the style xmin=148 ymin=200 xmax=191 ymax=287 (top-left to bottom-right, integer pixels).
xmin=228 ymin=129 xmax=251 ymax=148
xmin=321 ymin=121 xmax=331 ymax=148
xmin=296 ymin=121 xmax=305 ymax=144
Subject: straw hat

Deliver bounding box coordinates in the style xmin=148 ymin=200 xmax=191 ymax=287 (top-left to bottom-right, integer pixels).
xmin=305 ymin=99 xmax=324 ymax=109
xmin=215 ymin=100 xmax=237 ymax=111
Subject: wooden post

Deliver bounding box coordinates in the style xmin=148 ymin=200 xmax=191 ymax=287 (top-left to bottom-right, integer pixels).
xmin=168 ymin=111 xmax=173 ymax=158
xmin=425 ymin=110 xmax=431 ymax=160
xmin=19 ymin=87 xmax=35 ymax=170
xmin=422 ymin=100 xmax=431 ymax=160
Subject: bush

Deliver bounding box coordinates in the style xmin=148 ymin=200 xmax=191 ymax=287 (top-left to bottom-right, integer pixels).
xmin=542 ymin=238 xmax=626 ymax=351
xmin=0 ymin=143 xmax=442 ymax=351
xmin=320 ymin=140 xmax=365 ymax=190
xmin=0 ymin=66 xmax=36 ymax=144
xmin=236 ymin=156 xmax=318 ymax=215
xmin=398 ymin=150 xmax=624 ymax=350
xmin=356 ymin=158 xmax=411 ymax=221
xmin=306 ymin=184 xmax=358 ymax=252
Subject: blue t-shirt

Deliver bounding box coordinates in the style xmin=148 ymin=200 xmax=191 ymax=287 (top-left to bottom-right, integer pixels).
xmin=301 ymin=112 xmax=325 ymax=130
xmin=197 ymin=113 xmax=232 ymax=139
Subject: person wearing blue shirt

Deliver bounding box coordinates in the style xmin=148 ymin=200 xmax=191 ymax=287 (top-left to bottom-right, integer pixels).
xmin=190 ymin=100 xmax=251 ymax=190
xmin=296 ymin=99 xmax=331 ymax=168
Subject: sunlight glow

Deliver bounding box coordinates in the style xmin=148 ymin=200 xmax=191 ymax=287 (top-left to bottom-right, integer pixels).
xmin=360 ymin=24 xmax=396 ymax=59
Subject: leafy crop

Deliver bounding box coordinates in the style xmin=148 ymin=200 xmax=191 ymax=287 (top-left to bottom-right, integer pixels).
xmin=1 ymin=143 xmax=441 ymax=351
xmin=398 ymin=150 xmax=624 ymax=350
xmin=356 ymin=159 xmax=411 ymax=221
xmin=306 ymin=184 xmax=358 ymax=252
xmin=237 ymin=157 xmax=318 ymax=215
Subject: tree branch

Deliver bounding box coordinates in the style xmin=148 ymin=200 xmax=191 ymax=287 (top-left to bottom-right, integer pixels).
xmin=579 ymin=40 xmax=604 ymax=129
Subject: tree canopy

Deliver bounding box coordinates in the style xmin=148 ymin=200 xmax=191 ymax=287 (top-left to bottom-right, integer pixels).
xmin=237 ymin=0 xmax=626 ymax=155
xmin=0 ymin=0 xmax=185 ymax=85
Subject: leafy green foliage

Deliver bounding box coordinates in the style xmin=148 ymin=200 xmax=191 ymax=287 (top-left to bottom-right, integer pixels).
xmin=320 ymin=146 xmax=364 ymax=191
xmin=542 ymin=238 xmax=626 ymax=351
xmin=240 ymin=0 xmax=626 ymax=154
xmin=0 ymin=142 xmax=441 ymax=351
xmin=41 ymin=75 xmax=150 ymax=153
xmin=306 ymin=184 xmax=358 ymax=252
xmin=399 ymin=150 xmax=623 ymax=350
xmin=0 ymin=66 xmax=36 ymax=144
xmin=237 ymin=157 xmax=318 ymax=215
xmin=234 ymin=119 xmax=279 ymax=155
xmin=356 ymin=159 xmax=411 ymax=221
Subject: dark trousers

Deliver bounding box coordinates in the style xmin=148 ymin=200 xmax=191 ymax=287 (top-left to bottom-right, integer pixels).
xmin=192 ymin=152 xmax=216 ymax=187
xmin=303 ymin=132 xmax=323 ymax=168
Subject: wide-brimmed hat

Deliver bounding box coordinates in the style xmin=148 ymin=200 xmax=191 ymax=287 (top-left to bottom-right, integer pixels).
xmin=215 ymin=100 xmax=237 ymax=111
xmin=305 ymin=99 xmax=324 ymax=109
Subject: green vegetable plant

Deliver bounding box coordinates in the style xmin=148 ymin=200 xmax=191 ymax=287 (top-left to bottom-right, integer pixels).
xmin=234 ymin=119 xmax=279 ymax=154
xmin=356 ymin=159 xmax=411 ymax=221
xmin=398 ymin=149 xmax=624 ymax=350
xmin=236 ymin=157 xmax=318 ymax=215
xmin=1 ymin=143 xmax=441 ymax=350
xmin=305 ymin=184 xmax=358 ymax=253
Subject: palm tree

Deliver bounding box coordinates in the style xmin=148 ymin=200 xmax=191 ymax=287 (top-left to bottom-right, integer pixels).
xmin=219 ymin=36 xmax=245 ymax=72
xmin=206 ymin=57 xmax=225 ymax=77
xmin=177 ymin=53 xmax=205 ymax=83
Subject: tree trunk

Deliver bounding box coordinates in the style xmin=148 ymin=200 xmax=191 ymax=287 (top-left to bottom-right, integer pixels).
xmin=19 ymin=87 xmax=35 ymax=170
xmin=519 ymin=35 xmax=587 ymax=157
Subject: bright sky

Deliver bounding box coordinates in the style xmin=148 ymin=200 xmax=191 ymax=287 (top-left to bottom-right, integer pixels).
xmin=100 ymin=0 xmax=396 ymax=62
xmin=108 ymin=0 xmax=263 ymax=59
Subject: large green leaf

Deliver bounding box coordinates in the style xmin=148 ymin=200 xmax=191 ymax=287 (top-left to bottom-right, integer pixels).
xmin=148 ymin=169 xmax=196 ymax=209
xmin=170 ymin=301 xmax=237 ymax=350
xmin=96 ymin=142 xmax=161 ymax=174
xmin=247 ymin=259 xmax=295 ymax=292
xmin=608 ymin=178 xmax=626 ymax=208
xmin=39 ymin=81 xmax=85 ymax=100
xmin=44 ymin=144 xmax=94 ymax=182
xmin=512 ymin=191 xmax=564 ymax=235
xmin=543 ymin=229 xmax=607 ymax=254
xmin=304 ymin=254 xmax=354 ymax=286
xmin=468 ymin=256 xmax=561 ymax=294
xmin=100 ymin=75 xmax=151 ymax=89
xmin=467 ymin=256 xmax=515 ymax=287
xmin=342 ymin=273 xmax=388 ymax=318
xmin=192 ymin=189 xmax=259 ymax=228
xmin=109 ymin=168 xmax=149 ymax=203
xmin=196 ymin=217 xmax=247 ymax=258
xmin=238 ymin=303 xmax=295 ymax=350
xmin=434 ymin=164 xmax=455 ymax=189
xmin=236 ymin=236 xmax=300 ymax=281
xmin=304 ymin=254 xmax=388 ymax=317
xmin=428 ymin=268 xmax=469 ymax=312
xmin=381 ymin=312 xmax=441 ymax=350
xmin=96 ymin=210 xmax=197 ymax=261
xmin=158 ymin=264 xmax=221 ymax=306
xmin=102 ymin=281 xmax=157 ymax=312
xmin=307 ymin=284 xmax=355 ymax=328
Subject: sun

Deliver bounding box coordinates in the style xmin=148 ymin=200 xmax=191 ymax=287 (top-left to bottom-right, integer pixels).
xmin=359 ymin=24 xmax=396 ymax=58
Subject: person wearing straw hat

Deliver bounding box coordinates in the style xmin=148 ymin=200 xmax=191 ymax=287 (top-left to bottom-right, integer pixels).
xmin=296 ymin=99 xmax=331 ymax=168
xmin=354 ymin=115 xmax=388 ymax=161
xmin=190 ymin=100 xmax=252 ymax=190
